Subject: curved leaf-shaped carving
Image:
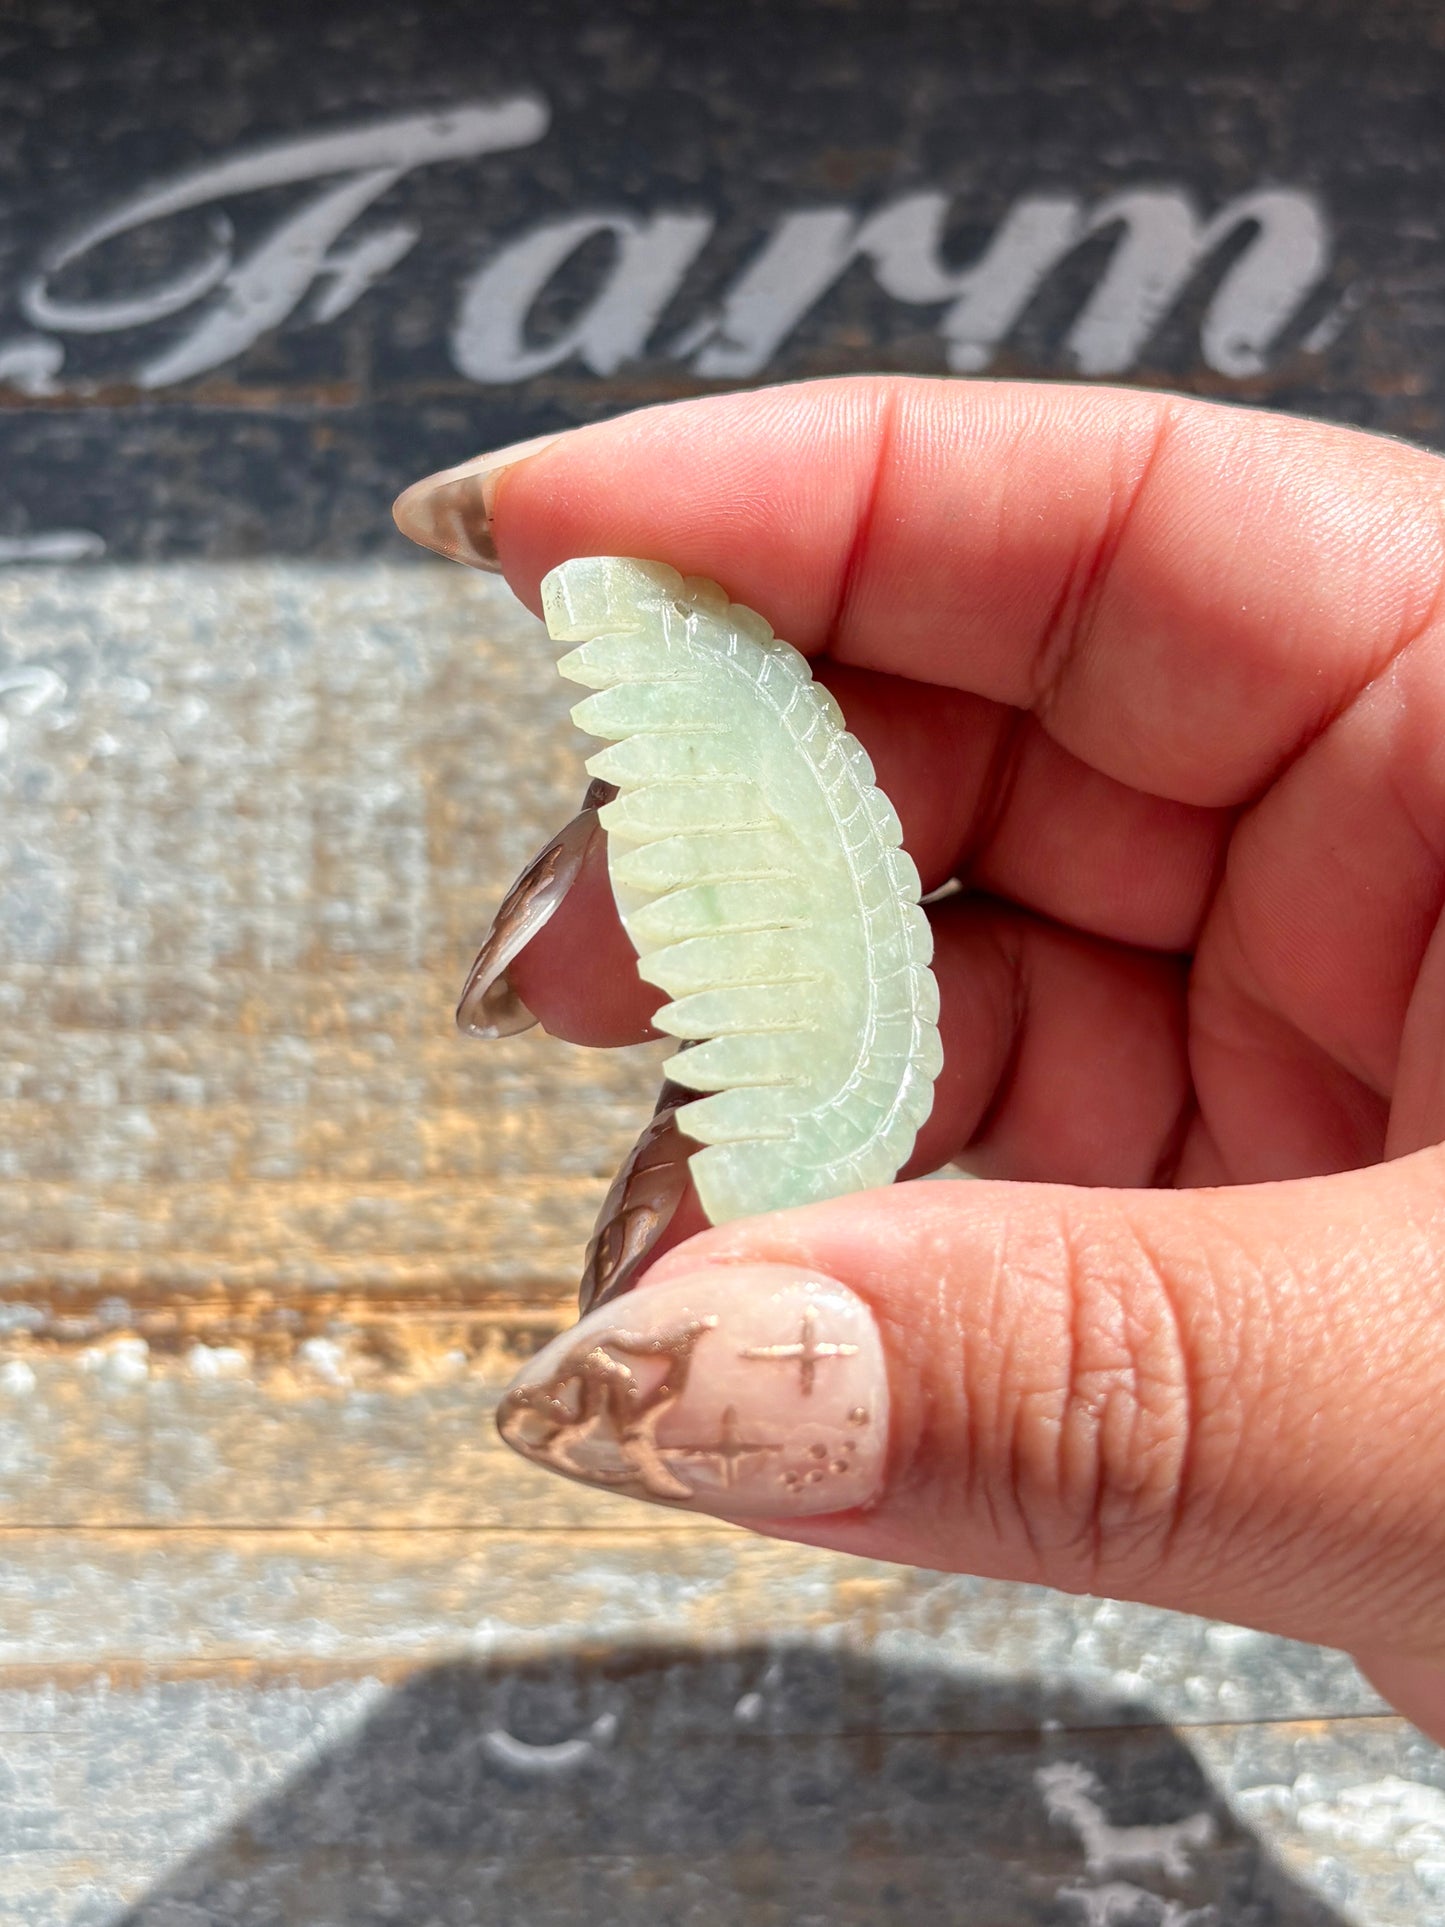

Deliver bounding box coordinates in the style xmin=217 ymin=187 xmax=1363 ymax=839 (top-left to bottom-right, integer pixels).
xmin=542 ymin=556 xmax=942 ymax=1224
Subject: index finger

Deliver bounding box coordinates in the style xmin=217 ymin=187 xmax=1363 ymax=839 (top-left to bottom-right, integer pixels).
xmin=398 ymin=377 xmax=1445 ymax=807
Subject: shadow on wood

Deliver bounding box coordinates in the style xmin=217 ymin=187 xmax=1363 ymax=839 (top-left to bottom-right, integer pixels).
xmin=111 ymin=1644 xmax=1347 ymax=1925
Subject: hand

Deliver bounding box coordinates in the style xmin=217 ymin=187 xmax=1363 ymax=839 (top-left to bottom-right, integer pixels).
xmin=396 ymin=378 xmax=1445 ymax=1743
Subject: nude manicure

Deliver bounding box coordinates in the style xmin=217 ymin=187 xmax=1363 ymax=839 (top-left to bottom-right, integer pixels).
xmin=497 ymin=1266 xmax=889 ymax=1518
xmin=457 ymin=779 xmax=615 ymax=1040
xmin=392 ymin=431 xmax=565 ymax=571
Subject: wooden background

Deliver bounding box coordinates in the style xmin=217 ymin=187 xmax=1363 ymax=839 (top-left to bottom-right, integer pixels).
xmin=3 ymin=2 xmax=1445 ymax=1921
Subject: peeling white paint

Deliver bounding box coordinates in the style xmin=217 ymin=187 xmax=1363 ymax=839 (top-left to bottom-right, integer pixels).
xmin=0 ymin=1359 xmax=37 ymax=1396
xmin=0 ymin=530 xmax=105 ymax=563
xmin=297 ymin=1336 xmax=352 ymax=1387
xmin=0 ymin=665 xmax=67 ymax=715
xmin=1237 ymin=1773 xmax=1445 ymax=1893
xmin=1037 ymin=1762 xmax=1214 ymax=1879
xmin=1057 ymin=1880 xmax=1214 ymax=1926
xmin=479 ymin=1710 xmax=619 ymax=1774
xmin=78 ymin=1336 xmax=150 ymax=1387
xmin=186 ymin=1342 xmax=250 ymax=1380
xmin=0 ymin=334 xmax=64 ymax=395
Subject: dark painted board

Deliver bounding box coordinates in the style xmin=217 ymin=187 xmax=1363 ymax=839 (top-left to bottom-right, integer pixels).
xmin=1 ymin=0 xmax=1444 ymax=556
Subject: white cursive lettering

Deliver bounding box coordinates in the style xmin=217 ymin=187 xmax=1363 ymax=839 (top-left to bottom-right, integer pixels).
xmin=4 ymin=100 xmax=1340 ymax=395
xmin=679 ymin=186 xmax=1330 ymax=380
xmin=21 ymin=101 xmax=550 ymax=387
xmin=452 ymin=210 xmax=714 ymax=381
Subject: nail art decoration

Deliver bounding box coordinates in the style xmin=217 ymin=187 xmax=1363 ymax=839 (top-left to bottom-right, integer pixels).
xmin=497 ymin=1310 xmax=717 ymax=1502
xmin=578 ymin=1076 xmax=694 ymax=1315
xmin=739 ymin=1304 xmax=859 ymax=1395
xmin=456 ymin=778 xmax=615 ymax=1039
xmin=497 ymin=1270 xmax=888 ymax=1517
xmin=542 ymin=556 xmax=943 ymax=1227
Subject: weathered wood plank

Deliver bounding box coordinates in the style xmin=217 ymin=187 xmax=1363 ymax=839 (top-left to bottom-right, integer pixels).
xmin=0 ymin=1338 xmax=708 ymax=1532
xmin=0 ymin=1525 xmax=1385 ymax=1734
xmin=0 ymin=1056 xmax=656 ymax=1180
xmin=0 ymin=1179 xmax=603 ymax=1271
xmin=2 ymin=1689 xmax=1439 ymax=1925
xmin=0 ymin=565 xmax=659 ymax=1308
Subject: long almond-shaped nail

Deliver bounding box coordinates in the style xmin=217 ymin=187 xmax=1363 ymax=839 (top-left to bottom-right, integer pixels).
xmin=457 ymin=778 xmax=616 ymax=1039
xmin=392 ymin=431 xmax=565 ymax=571
xmin=497 ymin=1265 xmax=888 ymax=1519
xmin=578 ymin=1079 xmax=695 ymax=1316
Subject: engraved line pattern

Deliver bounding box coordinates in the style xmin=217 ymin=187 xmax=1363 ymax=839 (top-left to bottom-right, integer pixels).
xmin=740 ymin=1306 xmax=860 ymax=1396
xmin=496 ymin=1315 xmax=718 ymax=1502
xmin=542 ymin=556 xmax=943 ymax=1226
xmin=668 ymin=1405 xmax=785 ymax=1488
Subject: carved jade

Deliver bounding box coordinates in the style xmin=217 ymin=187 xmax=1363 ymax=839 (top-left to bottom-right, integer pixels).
xmin=542 ymin=556 xmax=942 ymax=1225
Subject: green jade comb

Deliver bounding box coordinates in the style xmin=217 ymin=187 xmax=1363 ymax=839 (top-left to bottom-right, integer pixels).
xmin=542 ymin=556 xmax=943 ymax=1226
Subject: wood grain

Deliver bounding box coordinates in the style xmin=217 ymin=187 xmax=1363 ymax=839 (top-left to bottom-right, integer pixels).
xmin=0 ymin=563 xmax=660 ymax=1311
xmin=0 ymin=564 xmax=1435 ymax=1922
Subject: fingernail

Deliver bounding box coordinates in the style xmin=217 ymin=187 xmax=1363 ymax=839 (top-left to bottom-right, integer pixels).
xmin=392 ymin=431 xmax=567 ymax=571
xmin=497 ymin=1265 xmax=888 ymax=1519
xmin=457 ymin=778 xmax=615 ymax=1039
xmin=579 ymin=1080 xmax=694 ymax=1316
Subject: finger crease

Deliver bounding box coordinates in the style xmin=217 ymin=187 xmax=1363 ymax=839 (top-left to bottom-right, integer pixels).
xmin=824 ymin=384 xmax=904 ymax=656
xmin=1150 ymin=1086 xmax=1199 ymax=1189
xmin=1029 ymin=400 xmax=1181 ymax=722
xmin=965 ymin=909 xmax=1030 ymax=1148
xmin=954 ymin=706 xmax=1029 ymax=879
xmin=1268 ymin=489 xmax=1445 ymax=794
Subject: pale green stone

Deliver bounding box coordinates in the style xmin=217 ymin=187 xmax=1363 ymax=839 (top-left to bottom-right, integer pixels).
xmin=541 ymin=556 xmax=943 ymax=1225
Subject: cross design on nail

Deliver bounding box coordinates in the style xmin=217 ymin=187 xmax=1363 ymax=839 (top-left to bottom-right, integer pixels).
xmin=669 ymin=1404 xmax=784 ymax=1487
xmin=740 ymin=1304 xmax=858 ymax=1395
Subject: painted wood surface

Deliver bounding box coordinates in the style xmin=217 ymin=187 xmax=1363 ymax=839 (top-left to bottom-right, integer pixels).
xmin=2 ymin=562 xmax=1441 ymax=1922
xmin=5 ymin=0 xmax=1445 ymax=557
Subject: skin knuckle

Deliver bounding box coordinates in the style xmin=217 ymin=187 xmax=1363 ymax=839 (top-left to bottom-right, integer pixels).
xmin=993 ymin=1209 xmax=1200 ymax=1589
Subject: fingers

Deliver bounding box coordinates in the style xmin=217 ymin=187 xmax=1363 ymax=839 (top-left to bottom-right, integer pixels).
xmin=570 ymin=899 xmax=1193 ymax=1323
xmin=913 ymin=903 xmax=1191 ymax=1186
xmin=1352 ymin=1654 xmax=1445 ymax=1749
xmin=504 ymin=821 xmax=660 ymax=1047
xmin=455 ymin=779 xmax=617 ymax=1041
xmin=514 ymin=893 xmax=1195 ymax=1185
xmin=971 ymin=718 xmax=1226 ymax=951
xmin=454 ymin=377 xmax=1445 ymax=807
xmin=517 ymin=882 xmax=1197 ymax=1186
xmin=409 ymin=380 xmax=1445 ymax=1181
xmin=500 ymin=656 xmax=1225 ymax=1045
xmin=499 ymin=1143 xmax=1445 ymax=1665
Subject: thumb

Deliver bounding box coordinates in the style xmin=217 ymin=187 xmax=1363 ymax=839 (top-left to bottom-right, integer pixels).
xmin=498 ymin=1148 xmax=1445 ymax=1663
